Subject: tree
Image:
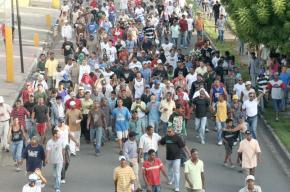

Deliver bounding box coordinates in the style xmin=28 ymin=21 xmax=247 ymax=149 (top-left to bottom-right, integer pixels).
xmin=222 ymin=0 xmax=290 ymax=53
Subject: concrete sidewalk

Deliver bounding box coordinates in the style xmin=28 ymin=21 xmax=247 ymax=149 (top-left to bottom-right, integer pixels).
xmin=0 ymin=5 xmax=60 ymax=106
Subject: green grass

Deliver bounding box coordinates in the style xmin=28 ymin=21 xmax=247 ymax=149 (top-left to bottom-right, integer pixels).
xmin=263 ymin=108 xmax=290 ymax=152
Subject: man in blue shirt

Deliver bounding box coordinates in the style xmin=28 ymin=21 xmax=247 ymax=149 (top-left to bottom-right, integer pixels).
xmin=279 ymin=66 xmax=290 ymax=111
xmin=112 ymin=99 xmax=131 ymax=154
xmin=147 ymin=95 xmax=160 ymax=133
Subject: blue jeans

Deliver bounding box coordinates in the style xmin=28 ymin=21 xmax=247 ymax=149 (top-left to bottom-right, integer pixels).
xmin=151 ymin=185 xmax=161 ymax=192
xmin=95 ymin=127 xmax=103 ymax=153
xmin=161 ymin=121 xmax=168 ymax=136
xmin=282 ymin=89 xmax=288 ymax=110
xmin=218 ymin=30 xmax=224 ymax=42
xmin=26 ymin=119 xmax=35 ymax=139
xmin=247 ymin=115 xmax=258 ymax=139
xmin=12 ymin=140 xmax=23 ymax=161
xmin=272 ymin=99 xmax=282 ymax=112
xmin=197 ymin=30 xmax=203 ymax=38
xmin=52 ymin=163 xmax=63 ymax=191
xmin=187 ymin=30 xmax=193 ymax=46
xmin=216 ymin=121 xmax=226 ymax=143
xmin=90 ymin=128 xmax=97 ymax=143
xmin=149 ymin=120 xmax=160 ymax=134
xmin=195 ymin=117 xmax=207 ymax=142
xmin=172 ymin=37 xmax=178 ymax=47
xmin=167 ymin=159 xmax=181 ymax=190
xmin=180 ymin=32 xmax=187 ymax=46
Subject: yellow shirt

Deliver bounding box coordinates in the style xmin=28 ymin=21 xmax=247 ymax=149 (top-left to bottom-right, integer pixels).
xmin=81 ymin=99 xmax=93 ymax=114
xmin=184 ymin=159 xmax=204 ymax=190
xmin=159 ymin=99 xmax=176 ymax=122
xmin=113 ymin=165 xmax=136 ymax=192
xmin=45 ymin=59 xmax=59 ymax=77
xmin=216 ymin=100 xmax=227 ymax=122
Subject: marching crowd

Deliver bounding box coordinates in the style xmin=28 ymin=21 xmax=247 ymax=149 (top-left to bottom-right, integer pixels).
xmin=1 ymin=0 xmax=289 ymax=191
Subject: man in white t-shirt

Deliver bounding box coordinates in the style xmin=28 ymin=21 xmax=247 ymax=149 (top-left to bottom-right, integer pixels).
xmin=161 ymin=39 xmax=173 ymax=58
xmin=186 ymin=67 xmax=197 ymax=91
xmin=22 ymin=169 xmax=47 ymax=192
xmin=107 ymin=41 xmax=117 ymax=63
xmin=45 ymin=129 xmax=65 ymax=192
xmin=139 ymin=126 xmax=161 ymax=160
xmin=242 ymin=91 xmax=265 ymax=139
xmin=233 ymin=77 xmax=246 ymax=100
xmin=54 ymin=118 xmax=79 ymax=184
xmin=186 ymin=15 xmax=194 ymax=46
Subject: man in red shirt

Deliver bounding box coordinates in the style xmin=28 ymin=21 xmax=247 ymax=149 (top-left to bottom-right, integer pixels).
xmin=179 ymin=15 xmax=188 ymax=47
xmin=65 ymin=92 xmax=82 ymax=110
xmin=142 ymin=149 xmax=169 ymax=192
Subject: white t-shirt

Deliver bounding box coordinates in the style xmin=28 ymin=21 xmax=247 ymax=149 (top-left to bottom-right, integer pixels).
xmin=139 ymin=133 xmax=161 ymax=153
xmin=186 ymin=18 xmax=194 ymax=31
xmin=46 ymin=139 xmax=65 ymax=164
xmin=233 ymin=83 xmax=246 ymax=99
xmin=186 ymin=73 xmax=197 ymax=90
xmin=55 ymin=125 xmax=70 ymax=146
xmin=162 ymin=43 xmax=173 ymax=57
xmin=129 ymin=62 xmax=142 ymax=70
xmin=135 ymin=7 xmax=144 ymax=16
xmin=107 ymin=46 xmax=117 ymax=63
xmin=242 ymin=99 xmax=259 ymax=117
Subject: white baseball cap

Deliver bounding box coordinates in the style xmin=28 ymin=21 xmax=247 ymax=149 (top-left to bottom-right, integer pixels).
xmin=70 ymin=101 xmax=76 ymax=106
xmin=118 ymin=156 xmax=126 ymax=161
xmin=246 ymin=175 xmax=255 ymax=181
xmin=245 ymin=81 xmax=252 ymax=86
xmin=28 ymin=173 xmax=38 ymax=181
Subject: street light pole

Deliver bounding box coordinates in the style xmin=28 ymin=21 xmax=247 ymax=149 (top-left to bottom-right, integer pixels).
xmin=15 ymin=0 xmax=24 ymax=73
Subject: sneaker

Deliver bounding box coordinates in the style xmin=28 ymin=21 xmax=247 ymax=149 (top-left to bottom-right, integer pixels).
xmin=205 ymin=128 xmax=209 ymax=133
xmin=201 ymin=140 xmax=205 ymax=144
xmin=233 ymin=141 xmax=237 ymax=146
xmin=55 ymin=190 xmax=61 ymax=192
xmin=276 ymin=117 xmax=279 ymax=121
xmin=61 ymin=180 xmax=66 ymax=184
xmin=167 ymin=181 xmax=172 ymax=185
xmin=218 ymin=141 xmax=223 ymax=146
xmin=16 ymin=167 xmax=21 ymax=172
xmin=175 ymin=188 xmax=180 ymax=192
xmin=223 ymin=163 xmax=229 ymax=167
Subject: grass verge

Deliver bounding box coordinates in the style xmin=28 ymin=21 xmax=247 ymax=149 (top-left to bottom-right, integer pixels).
xmin=263 ymin=107 xmax=290 ymax=152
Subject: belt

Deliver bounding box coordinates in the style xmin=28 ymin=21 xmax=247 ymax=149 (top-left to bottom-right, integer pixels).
xmin=247 ymin=115 xmax=257 ymax=118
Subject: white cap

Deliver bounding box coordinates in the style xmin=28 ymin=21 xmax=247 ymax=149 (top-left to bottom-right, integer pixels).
xmin=70 ymin=101 xmax=76 ymax=106
xmin=157 ymin=59 xmax=162 ymax=63
xmin=0 ymin=96 xmax=4 ymax=103
xmin=118 ymin=156 xmax=126 ymax=161
xmin=246 ymin=175 xmax=255 ymax=181
xmin=245 ymin=81 xmax=251 ymax=85
xmin=28 ymin=173 xmax=38 ymax=181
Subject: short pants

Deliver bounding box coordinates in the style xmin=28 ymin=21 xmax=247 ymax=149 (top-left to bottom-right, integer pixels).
xmin=36 ymin=123 xmax=46 ymax=136
xmin=116 ymin=130 xmax=128 ymax=140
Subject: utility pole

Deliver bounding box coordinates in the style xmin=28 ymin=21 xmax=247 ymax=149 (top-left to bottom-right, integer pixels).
xmin=11 ymin=0 xmax=14 ymax=29
xmin=15 ymin=0 xmax=24 ymax=73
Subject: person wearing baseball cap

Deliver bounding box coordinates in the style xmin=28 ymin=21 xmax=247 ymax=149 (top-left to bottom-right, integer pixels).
xmin=22 ymin=169 xmax=47 ymax=192
xmin=237 ymin=129 xmax=261 ymax=176
xmin=240 ymin=80 xmax=255 ymax=102
xmin=238 ymin=175 xmax=262 ymax=192
xmin=65 ymin=91 xmax=81 ymax=110
xmin=113 ymin=155 xmax=136 ymax=192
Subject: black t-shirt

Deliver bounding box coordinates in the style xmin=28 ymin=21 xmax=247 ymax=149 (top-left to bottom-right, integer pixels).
xmin=160 ymin=134 xmax=185 ymax=160
xmin=192 ymin=97 xmax=210 ymax=118
xmin=33 ymin=105 xmax=48 ymax=123
xmin=24 ymin=102 xmax=36 ymax=117
xmin=22 ymin=144 xmax=45 ymax=172
xmin=62 ymin=41 xmax=74 ymax=56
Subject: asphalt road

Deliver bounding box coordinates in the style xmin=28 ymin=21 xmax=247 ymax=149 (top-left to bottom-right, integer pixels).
xmin=0 ymin=119 xmax=290 ymax=192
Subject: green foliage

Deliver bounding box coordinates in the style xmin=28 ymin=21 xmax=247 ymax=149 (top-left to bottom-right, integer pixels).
xmin=221 ymin=0 xmax=290 ymax=53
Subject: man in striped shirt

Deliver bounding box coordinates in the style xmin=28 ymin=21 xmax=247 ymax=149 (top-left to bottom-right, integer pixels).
xmin=256 ymin=71 xmax=269 ymax=112
xmin=142 ymin=149 xmax=169 ymax=192
xmin=143 ymin=21 xmax=156 ymax=42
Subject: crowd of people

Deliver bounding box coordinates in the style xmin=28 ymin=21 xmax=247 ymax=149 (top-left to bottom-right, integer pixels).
xmin=1 ymin=0 xmax=290 ymax=191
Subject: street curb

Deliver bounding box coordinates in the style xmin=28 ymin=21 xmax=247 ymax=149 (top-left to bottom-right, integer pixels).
xmin=259 ymin=114 xmax=290 ymax=162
